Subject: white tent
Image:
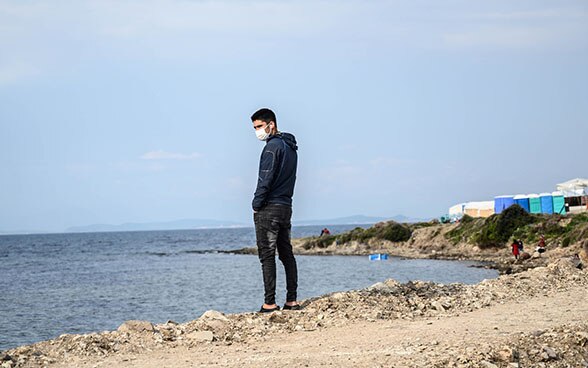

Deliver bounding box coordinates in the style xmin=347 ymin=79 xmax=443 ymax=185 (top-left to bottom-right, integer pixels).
xmin=464 ymin=201 xmax=494 ymax=210
xmin=449 ymin=203 xmax=465 ymax=216
xmin=464 ymin=201 xmax=495 ymax=218
xmin=556 ymin=178 xmax=588 ymax=197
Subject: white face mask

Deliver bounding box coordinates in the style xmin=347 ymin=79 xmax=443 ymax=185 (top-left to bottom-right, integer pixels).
xmin=255 ymin=124 xmax=272 ymax=141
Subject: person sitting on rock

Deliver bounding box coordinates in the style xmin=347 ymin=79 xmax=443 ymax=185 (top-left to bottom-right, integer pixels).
xmin=533 ymin=235 xmax=546 ymax=257
xmin=538 ymin=235 xmax=546 ymax=248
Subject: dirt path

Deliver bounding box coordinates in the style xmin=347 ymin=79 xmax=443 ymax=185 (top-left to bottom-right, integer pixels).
xmin=59 ymin=285 xmax=588 ymax=368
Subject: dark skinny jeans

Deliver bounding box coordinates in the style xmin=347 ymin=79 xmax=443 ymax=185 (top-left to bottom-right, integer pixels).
xmin=254 ymin=204 xmax=298 ymax=305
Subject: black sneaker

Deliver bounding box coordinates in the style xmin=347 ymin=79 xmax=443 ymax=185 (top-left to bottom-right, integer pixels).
xmin=259 ymin=305 xmax=280 ymax=313
xmin=282 ymin=304 xmax=301 ymax=310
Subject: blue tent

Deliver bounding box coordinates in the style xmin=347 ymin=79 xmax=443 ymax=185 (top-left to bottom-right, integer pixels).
xmin=540 ymin=193 xmax=553 ymax=214
xmin=513 ymin=195 xmax=530 ymax=212
xmin=494 ymin=195 xmax=515 ymax=214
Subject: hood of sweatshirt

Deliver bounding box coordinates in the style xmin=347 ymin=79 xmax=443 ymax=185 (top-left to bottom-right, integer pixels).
xmin=275 ymin=132 xmax=298 ymax=151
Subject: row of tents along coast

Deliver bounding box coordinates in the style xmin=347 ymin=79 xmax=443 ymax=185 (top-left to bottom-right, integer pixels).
xmin=447 ymin=178 xmax=588 ymax=221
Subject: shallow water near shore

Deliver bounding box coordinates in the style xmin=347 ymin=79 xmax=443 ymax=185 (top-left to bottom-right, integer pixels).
xmin=0 ymin=226 xmax=498 ymax=351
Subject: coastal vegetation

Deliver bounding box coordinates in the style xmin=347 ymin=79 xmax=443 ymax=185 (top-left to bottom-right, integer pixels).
xmin=301 ymin=221 xmax=412 ymax=249
xmin=296 ymin=206 xmax=588 ymax=256
xmin=446 ymin=205 xmax=535 ymax=248
xmin=447 ymin=205 xmax=588 ymax=249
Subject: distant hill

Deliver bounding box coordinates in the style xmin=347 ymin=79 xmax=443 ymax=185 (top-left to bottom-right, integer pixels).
xmin=293 ymin=214 xmax=428 ymax=226
xmin=65 ymin=219 xmax=248 ymax=233
xmin=58 ymin=214 xmax=429 ymax=234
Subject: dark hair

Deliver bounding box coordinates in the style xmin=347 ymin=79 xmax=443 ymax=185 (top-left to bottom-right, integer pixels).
xmin=251 ymin=108 xmax=277 ymax=127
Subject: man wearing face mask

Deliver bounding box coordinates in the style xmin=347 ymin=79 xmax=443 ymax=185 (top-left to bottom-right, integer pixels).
xmin=251 ymin=108 xmax=300 ymax=313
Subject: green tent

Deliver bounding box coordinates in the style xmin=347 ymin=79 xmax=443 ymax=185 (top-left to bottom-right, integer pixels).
xmin=552 ymin=191 xmax=566 ymax=215
xmin=528 ymin=194 xmax=542 ymax=214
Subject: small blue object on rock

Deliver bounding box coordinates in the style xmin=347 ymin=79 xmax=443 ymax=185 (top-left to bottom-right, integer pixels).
xmin=369 ymin=253 xmax=389 ymax=261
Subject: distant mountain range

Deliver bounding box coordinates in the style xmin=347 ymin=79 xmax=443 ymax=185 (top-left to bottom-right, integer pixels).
xmin=64 ymin=214 xmax=429 ymax=233
xmin=0 ymin=215 xmax=430 ymax=235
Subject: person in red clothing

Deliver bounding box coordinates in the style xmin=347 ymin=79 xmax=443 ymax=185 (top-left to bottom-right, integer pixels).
xmin=536 ymin=234 xmax=546 ymax=255
xmin=538 ymin=234 xmax=546 ymax=248
xmin=511 ymin=240 xmax=520 ymax=260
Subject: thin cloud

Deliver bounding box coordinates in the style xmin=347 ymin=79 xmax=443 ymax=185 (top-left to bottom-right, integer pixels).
xmin=1 ymin=1 xmax=586 ymax=84
xmin=442 ymin=26 xmax=561 ymax=48
xmin=140 ymin=150 xmax=202 ymax=160
xmin=476 ymin=9 xmax=588 ymax=21
xmin=0 ymin=63 xmax=39 ymax=85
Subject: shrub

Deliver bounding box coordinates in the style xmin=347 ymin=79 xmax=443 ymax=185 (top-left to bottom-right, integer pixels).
xmin=410 ymin=220 xmax=439 ymax=230
xmin=373 ymin=222 xmax=412 ymax=242
xmin=445 ymin=216 xmax=484 ymax=244
xmin=569 ymin=213 xmax=588 ymax=227
xmin=460 ymin=214 xmax=474 ymax=224
xmin=474 ymin=205 xmax=537 ymax=248
xmin=351 ymin=221 xmax=411 ymax=242
xmin=302 ymin=221 xmax=412 ymax=250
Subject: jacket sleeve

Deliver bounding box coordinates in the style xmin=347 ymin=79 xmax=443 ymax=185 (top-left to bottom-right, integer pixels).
xmin=252 ymin=145 xmax=281 ymax=211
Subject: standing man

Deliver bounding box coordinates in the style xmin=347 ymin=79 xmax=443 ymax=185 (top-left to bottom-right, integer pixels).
xmin=251 ymin=108 xmax=300 ymax=313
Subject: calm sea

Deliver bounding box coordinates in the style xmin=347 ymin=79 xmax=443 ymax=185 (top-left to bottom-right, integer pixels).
xmin=0 ymin=225 xmax=498 ymax=351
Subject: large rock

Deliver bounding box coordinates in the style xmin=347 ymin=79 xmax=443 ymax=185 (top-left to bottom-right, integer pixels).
xmin=200 ymin=310 xmax=229 ymax=322
xmin=541 ymin=346 xmax=558 ymax=361
xmin=117 ymin=320 xmax=155 ymax=334
xmin=431 ymin=300 xmax=447 ymax=312
xmin=368 ymin=282 xmax=389 ymax=292
xmin=186 ymin=331 xmax=213 ymax=342
xmin=199 ymin=310 xmax=230 ymax=332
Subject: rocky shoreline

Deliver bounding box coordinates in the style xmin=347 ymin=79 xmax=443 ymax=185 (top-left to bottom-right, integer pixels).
xmin=2 ymin=257 xmax=586 ymax=367
xmin=3 ymin=215 xmax=587 ymax=367
xmin=229 ymin=221 xmax=586 ymax=275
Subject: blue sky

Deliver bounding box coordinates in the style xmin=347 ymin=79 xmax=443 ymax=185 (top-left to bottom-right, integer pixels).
xmin=1 ymin=0 xmax=587 ymax=232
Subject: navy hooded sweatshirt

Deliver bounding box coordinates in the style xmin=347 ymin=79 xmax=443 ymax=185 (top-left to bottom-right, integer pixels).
xmin=252 ymin=132 xmax=298 ymax=211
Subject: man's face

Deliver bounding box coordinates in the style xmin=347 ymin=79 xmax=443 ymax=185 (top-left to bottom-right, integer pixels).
xmin=253 ymin=120 xmax=273 ymax=134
